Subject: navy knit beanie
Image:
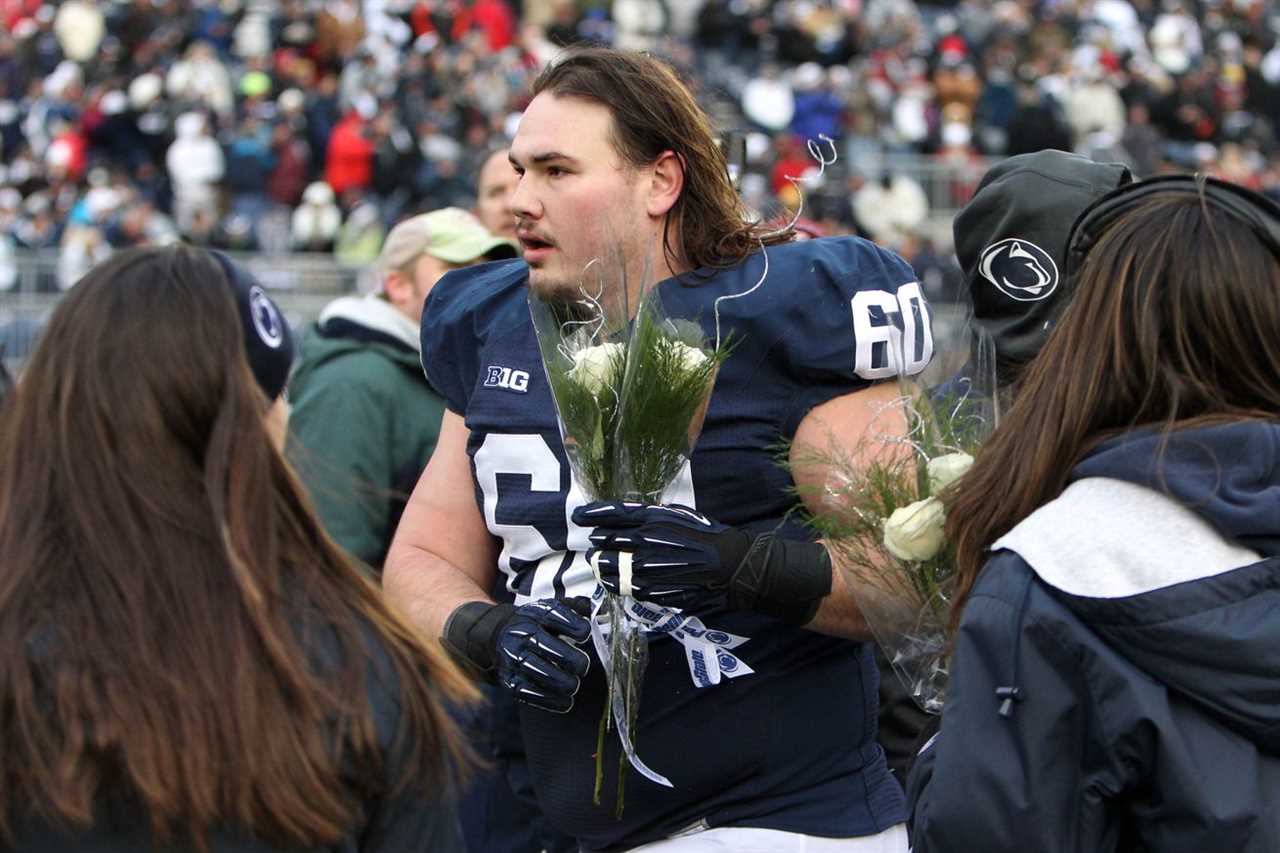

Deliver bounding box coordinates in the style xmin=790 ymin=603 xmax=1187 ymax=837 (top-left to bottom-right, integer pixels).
xmin=209 ymin=250 xmax=294 ymax=401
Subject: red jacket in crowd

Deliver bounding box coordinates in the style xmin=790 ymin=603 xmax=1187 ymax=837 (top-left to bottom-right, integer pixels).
xmin=324 ymin=113 xmax=375 ymax=197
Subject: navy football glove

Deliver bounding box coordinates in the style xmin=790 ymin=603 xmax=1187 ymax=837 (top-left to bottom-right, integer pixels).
xmin=571 ymin=501 xmax=832 ymax=625
xmin=443 ymin=598 xmax=592 ymax=714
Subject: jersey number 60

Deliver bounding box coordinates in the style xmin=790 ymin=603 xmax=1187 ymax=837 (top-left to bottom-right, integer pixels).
xmin=851 ymin=281 xmax=933 ymax=380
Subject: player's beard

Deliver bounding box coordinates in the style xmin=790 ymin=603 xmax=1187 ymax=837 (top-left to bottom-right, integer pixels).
xmin=529 ymin=259 xmax=633 ymax=327
xmin=526 ymin=268 xmax=582 ymax=306
xmin=527 ymin=215 xmax=648 ymax=325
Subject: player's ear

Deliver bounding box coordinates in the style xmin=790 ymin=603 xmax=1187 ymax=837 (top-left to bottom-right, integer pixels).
xmin=646 ymin=150 xmax=684 ymax=219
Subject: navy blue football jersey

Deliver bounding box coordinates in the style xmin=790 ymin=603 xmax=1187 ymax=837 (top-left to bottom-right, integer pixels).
xmin=421 ymin=237 xmax=931 ymax=851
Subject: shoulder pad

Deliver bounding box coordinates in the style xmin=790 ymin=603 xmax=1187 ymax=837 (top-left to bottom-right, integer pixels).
xmin=697 ymin=237 xmax=933 ymax=434
xmin=420 ymin=259 xmax=529 ymax=413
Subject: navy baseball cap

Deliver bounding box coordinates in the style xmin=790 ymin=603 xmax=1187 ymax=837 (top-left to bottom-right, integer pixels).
xmin=954 ymin=150 xmax=1132 ymax=369
xmin=209 ymin=251 xmax=294 ymax=401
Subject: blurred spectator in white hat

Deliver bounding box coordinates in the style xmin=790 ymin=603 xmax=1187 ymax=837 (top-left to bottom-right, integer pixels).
xmin=53 ymin=0 xmax=105 ymax=63
xmin=291 ymin=182 xmax=343 ymax=253
xmin=166 ymin=112 xmax=225 ymax=236
xmin=166 ymin=41 xmax=234 ymax=117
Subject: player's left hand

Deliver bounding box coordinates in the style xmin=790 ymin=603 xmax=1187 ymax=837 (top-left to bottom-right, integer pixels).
xmin=571 ymin=501 xmax=753 ymax=611
xmin=572 ymin=500 xmax=833 ymax=625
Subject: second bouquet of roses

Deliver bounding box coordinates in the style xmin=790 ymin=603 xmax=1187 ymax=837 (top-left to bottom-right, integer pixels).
xmin=791 ymin=344 xmax=1000 ymax=715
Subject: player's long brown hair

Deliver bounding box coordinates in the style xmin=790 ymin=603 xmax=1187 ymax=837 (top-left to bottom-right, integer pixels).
xmin=946 ymin=189 xmax=1280 ymax=634
xmin=0 ymin=246 xmax=476 ymax=847
xmin=531 ymin=47 xmax=793 ymax=275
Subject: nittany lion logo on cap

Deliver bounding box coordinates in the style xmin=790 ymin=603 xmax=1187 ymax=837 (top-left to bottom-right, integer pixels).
xmin=248 ymin=286 xmax=285 ymax=349
xmin=978 ymin=238 xmax=1059 ymax=303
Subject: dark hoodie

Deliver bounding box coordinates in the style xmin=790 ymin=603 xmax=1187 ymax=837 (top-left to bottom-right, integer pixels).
xmin=907 ymin=421 xmax=1280 ymax=853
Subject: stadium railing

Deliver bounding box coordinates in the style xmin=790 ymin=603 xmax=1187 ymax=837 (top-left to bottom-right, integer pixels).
xmin=0 ymin=250 xmax=370 ymax=368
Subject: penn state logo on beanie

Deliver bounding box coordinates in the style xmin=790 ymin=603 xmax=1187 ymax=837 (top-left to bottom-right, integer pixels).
xmin=954 ymin=150 xmax=1132 ymax=367
xmin=977 ymin=237 xmax=1059 ymax=303
xmin=209 ymin=251 xmax=295 ymax=401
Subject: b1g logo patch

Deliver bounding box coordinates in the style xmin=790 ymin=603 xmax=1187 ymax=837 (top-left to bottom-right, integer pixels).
xmin=483 ymin=365 xmax=530 ymax=393
xmin=979 ymin=238 xmax=1059 ymax=302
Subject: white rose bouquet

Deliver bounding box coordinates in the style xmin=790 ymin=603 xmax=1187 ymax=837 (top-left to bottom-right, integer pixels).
xmin=792 ymin=382 xmax=992 ymax=714
xmin=529 ymin=263 xmax=731 ymax=813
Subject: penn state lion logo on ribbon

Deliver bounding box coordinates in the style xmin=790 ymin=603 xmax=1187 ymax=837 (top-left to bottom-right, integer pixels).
xmin=978 ymin=238 xmax=1059 ymax=302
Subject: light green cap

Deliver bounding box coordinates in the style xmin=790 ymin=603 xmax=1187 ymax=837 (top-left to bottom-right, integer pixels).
xmin=378 ymin=207 xmax=518 ymax=269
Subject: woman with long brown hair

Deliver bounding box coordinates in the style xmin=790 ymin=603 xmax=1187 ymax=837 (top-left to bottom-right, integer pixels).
xmin=906 ymin=176 xmax=1280 ymax=852
xmin=0 ymin=245 xmax=475 ymax=851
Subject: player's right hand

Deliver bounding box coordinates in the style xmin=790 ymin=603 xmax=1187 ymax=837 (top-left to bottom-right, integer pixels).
xmin=443 ymin=598 xmax=592 ymax=713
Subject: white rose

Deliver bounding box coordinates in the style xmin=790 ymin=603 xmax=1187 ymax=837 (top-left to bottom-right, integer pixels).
xmin=883 ymin=497 xmax=947 ymax=562
xmin=927 ymin=452 xmax=974 ymax=494
xmin=567 ymin=342 xmax=624 ymax=395
xmin=673 ymin=341 xmax=709 ymax=373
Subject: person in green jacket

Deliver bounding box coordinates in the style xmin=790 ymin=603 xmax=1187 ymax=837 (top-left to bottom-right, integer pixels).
xmin=288 ymin=207 xmax=515 ymax=571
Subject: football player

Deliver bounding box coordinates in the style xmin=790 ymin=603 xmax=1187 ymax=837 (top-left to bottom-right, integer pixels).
xmin=385 ymin=47 xmax=931 ymax=852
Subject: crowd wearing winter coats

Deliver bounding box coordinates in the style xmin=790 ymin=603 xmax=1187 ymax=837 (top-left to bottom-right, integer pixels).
xmin=3 ymin=0 xmax=1280 ymax=295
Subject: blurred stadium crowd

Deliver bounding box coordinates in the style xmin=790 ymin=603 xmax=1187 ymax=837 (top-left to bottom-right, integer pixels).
xmin=2 ymin=0 xmax=1280 ymax=293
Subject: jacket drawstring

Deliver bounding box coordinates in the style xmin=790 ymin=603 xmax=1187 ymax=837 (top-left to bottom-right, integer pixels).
xmin=996 ymin=571 xmax=1034 ymax=718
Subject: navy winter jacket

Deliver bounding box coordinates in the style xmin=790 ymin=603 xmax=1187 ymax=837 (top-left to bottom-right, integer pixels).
xmin=908 ymin=421 xmax=1280 ymax=853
